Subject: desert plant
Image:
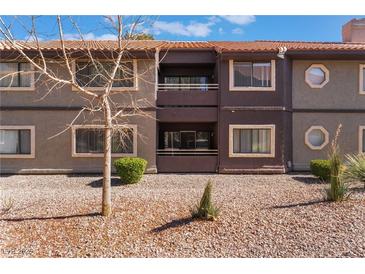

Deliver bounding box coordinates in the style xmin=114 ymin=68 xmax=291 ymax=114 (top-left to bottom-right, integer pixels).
xmin=343 ymin=154 xmax=365 ymax=187
xmin=1 ymin=193 xmax=14 ymax=213
xmin=326 ymin=125 xmax=349 ymax=202
xmin=114 ymin=157 xmax=147 ymax=184
xmin=191 ymin=180 xmax=219 ymax=221
xmin=310 ymin=159 xmax=331 ymax=181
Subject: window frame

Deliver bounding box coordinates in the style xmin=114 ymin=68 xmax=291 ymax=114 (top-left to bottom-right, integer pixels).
xmin=359 ymin=126 xmax=365 ymax=154
xmin=229 ymin=60 xmax=276 ymax=91
xmin=305 ymin=64 xmax=329 ymax=89
xmin=71 ymin=59 xmax=138 ymax=92
xmin=0 ymin=125 xmax=35 ymax=158
xmin=228 ymin=124 xmax=275 ymax=158
xmin=0 ymin=62 xmax=35 ymax=91
xmin=71 ymin=124 xmax=137 ymax=157
xmin=305 ymin=126 xmax=329 ymax=150
xmin=359 ymin=64 xmax=365 ymax=95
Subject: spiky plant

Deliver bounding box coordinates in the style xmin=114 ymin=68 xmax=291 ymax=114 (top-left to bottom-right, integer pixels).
xmin=326 ymin=124 xmax=349 ymax=202
xmin=191 ymin=180 xmax=219 ymax=221
xmin=343 ymin=154 xmax=365 ymax=187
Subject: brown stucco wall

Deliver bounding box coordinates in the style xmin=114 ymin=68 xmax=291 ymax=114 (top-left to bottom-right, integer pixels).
xmin=292 ymin=60 xmax=365 ymax=110
xmin=292 ymin=112 xmax=365 ymax=170
xmin=0 ymin=110 xmax=156 ymax=174
xmin=0 ymin=59 xmax=156 ymax=108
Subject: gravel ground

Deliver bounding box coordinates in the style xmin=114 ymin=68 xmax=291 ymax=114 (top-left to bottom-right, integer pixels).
xmin=0 ymin=174 xmax=364 ymax=258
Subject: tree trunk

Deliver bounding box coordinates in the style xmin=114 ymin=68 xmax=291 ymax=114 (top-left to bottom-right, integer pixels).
xmin=102 ymin=98 xmax=112 ymax=217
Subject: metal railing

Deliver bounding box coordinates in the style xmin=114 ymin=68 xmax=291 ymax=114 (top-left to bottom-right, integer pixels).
xmin=157 ymin=149 xmax=218 ymax=156
xmin=158 ymin=83 xmax=219 ymax=91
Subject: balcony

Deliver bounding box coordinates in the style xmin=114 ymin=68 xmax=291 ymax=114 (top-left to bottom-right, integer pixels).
xmin=157 ymin=83 xmax=219 ymax=106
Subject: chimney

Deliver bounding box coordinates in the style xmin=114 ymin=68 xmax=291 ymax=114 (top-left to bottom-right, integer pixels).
xmin=342 ymin=18 xmax=365 ymax=42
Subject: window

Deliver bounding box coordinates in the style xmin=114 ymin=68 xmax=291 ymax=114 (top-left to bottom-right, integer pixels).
xmin=0 ymin=62 xmax=33 ymax=90
xmin=0 ymin=126 xmax=35 ymax=158
xmin=72 ymin=125 xmax=137 ymax=157
xmin=229 ymin=125 xmax=275 ymax=157
xmin=74 ymin=60 xmax=136 ymax=90
xmin=305 ymin=126 xmax=329 ymax=150
xmin=163 ymin=131 xmax=212 ymax=150
xmin=164 ymin=76 xmax=209 ymax=91
xmin=229 ymin=60 xmax=275 ymax=91
xmin=359 ymin=126 xmax=365 ymax=154
xmin=305 ymin=64 xmax=329 ymax=88
xmin=360 ymin=64 xmax=365 ymax=95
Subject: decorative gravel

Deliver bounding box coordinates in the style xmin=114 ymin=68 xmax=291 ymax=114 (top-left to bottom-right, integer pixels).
xmin=0 ymin=174 xmax=364 ymax=258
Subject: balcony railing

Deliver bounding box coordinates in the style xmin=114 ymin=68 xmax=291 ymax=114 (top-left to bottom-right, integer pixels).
xmin=158 ymin=83 xmax=219 ymax=91
xmin=157 ymin=149 xmax=218 ymax=156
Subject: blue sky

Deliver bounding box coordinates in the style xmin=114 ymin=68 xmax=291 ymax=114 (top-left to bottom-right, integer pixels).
xmin=2 ymin=15 xmax=363 ymax=42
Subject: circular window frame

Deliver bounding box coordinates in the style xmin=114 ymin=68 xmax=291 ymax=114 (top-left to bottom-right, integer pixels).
xmin=305 ymin=126 xmax=329 ymax=150
xmin=305 ymin=64 xmax=330 ymax=89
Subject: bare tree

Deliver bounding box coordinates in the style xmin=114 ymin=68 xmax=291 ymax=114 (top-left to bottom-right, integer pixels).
xmin=0 ymin=16 xmax=156 ymax=216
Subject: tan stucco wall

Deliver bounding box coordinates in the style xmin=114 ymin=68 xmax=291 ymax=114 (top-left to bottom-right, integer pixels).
xmin=292 ymin=60 xmax=365 ymax=109
xmin=0 ymin=110 xmax=156 ymax=173
xmin=293 ymin=112 xmax=365 ymax=170
xmin=0 ymin=59 xmax=156 ymax=108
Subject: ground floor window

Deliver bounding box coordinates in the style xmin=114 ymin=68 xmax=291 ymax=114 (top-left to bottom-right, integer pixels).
xmin=72 ymin=125 xmax=137 ymax=157
xmin=163 ymin=131 xmax=212 ymax=150
xmin=229 ymin=125 xmax=275 ymax=157
xmin=0 ymin=126 xmax=35 ymax=158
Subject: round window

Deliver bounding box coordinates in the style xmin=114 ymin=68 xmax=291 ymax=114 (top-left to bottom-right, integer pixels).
xmin=305 ymin=65 xmax=329 ymax=88
xmin=305 ymin=126 xmax=329 ymax=150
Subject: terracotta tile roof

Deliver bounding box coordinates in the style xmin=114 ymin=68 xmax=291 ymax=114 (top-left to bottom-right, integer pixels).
xmin=210 ymin=40 xmax=365 ymax=52
xmin=1 ymin=39 xmax=365 ymax=52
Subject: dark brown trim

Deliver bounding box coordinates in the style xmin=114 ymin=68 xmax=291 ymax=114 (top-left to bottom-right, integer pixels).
xmin=0 ymin=106 xmax=156 ymax=111
xmin=222 ymin=106 xmax=288 ymax=111
xmin=293 ymin=109 xmax=365 ymax=113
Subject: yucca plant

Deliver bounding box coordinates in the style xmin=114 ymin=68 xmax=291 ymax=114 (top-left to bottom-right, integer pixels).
xmin=326 ymin=124 xmax=349 ymax=202
xmin=191 ymin=180 xmax=219 ymax=221
xmin=343 ymin=154 xmax=365 ymax=187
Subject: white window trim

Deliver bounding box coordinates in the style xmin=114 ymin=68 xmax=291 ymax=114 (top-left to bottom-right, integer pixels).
xmin=305 ymin=64 xmax=329 ymax=89
xmin=359 ymin=126 xmax=365 ymax=154
xmin=229 ymin=60 xmax=276 ymax=92
xmin=305 ymin=126 xmax=329 ymax=150
xmin=71 ymin=59 xmax=138 ymax=92
xmin=359 ymin=64 xmax=365 ymax=95
xmin=0 ymin=125 xmax=35 ymax=158
xmin=228 ymin=124 xmax=275 ymax=158
xmin=71 ymin=124 xmax=137 ymax=158
xmin=0 ymin=62 xmax=35 ymax=91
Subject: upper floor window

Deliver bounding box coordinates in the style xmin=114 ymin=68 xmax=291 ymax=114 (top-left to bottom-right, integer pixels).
xmin=164 ymin=76 xmax=209 ymax=91
xmin=305 ymin=64 xmax=329 ymax=89
xmin=0 ymin=126 xmax=35 ymax=158
xmin=72 ymin=125 xmax=137 ymax=157
xmin=229 ymin=125 xmax=275 ymax=157
xmin=74 ymin=60 xmax=137 ymax=90
xmin=229 ymin=60 xmax=275 ymax=91
xmin=360 ymin=64 xmax=365 ymax=95
xmin=0 ymin=62 xmax=33 ymax=90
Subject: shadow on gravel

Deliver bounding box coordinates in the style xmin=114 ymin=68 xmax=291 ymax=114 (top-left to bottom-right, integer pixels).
xmin=351 ymin=186 xmax=365 ymax=193
xmin=87 ymin=178 xmax=122 ymax=188
xmin=151 ymin=217 xmax=194 ymax=233
xmin=271 ymin=199 xmax=328 ymax=209
xmin=291 ymin=176 xmax=324 ymax=185
xmin=0 ymin=212 xmax=100 ymax=222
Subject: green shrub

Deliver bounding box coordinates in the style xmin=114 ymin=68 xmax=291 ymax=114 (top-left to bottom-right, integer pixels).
xmin=343 ymin=154 xmax=365 ymax=187
xmin=310 ymin=159 xmax=331 ymax=181
xmin=113 ymin=157 xmax=147 ymax=184
xmin=191 ymin=180 xmax=219 ymax=221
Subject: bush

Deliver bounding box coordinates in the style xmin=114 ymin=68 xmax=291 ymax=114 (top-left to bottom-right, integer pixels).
xmin=191 ymin=180 xmax=219 ymax=221
xmin=310 ymin=159 xmax=331 ymax=181
xmin=113 ymin=157 xmax=147 ymax=184
xmin=343 ymin=154 xmax=365 ymax=187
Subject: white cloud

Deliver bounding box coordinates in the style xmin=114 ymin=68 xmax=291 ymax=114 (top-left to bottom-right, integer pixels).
xmin=218 ymin=27 xmax=224 ymax=35
xmin=232 ymin=28 xmax=243 ymax=35
xmin=220 ymin=15 xmax=256 ymax=25
xmin=152 ymin=20 xmax=214 ymax=37
xmin=63 ymin=32 xmax=117 ymax=40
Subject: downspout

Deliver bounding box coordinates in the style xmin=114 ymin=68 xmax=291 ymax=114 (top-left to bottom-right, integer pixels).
xmin=216 ymin=48 xmax=221 ymax=173
xmin=154 ymin=47 xmax=160 ymax=174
